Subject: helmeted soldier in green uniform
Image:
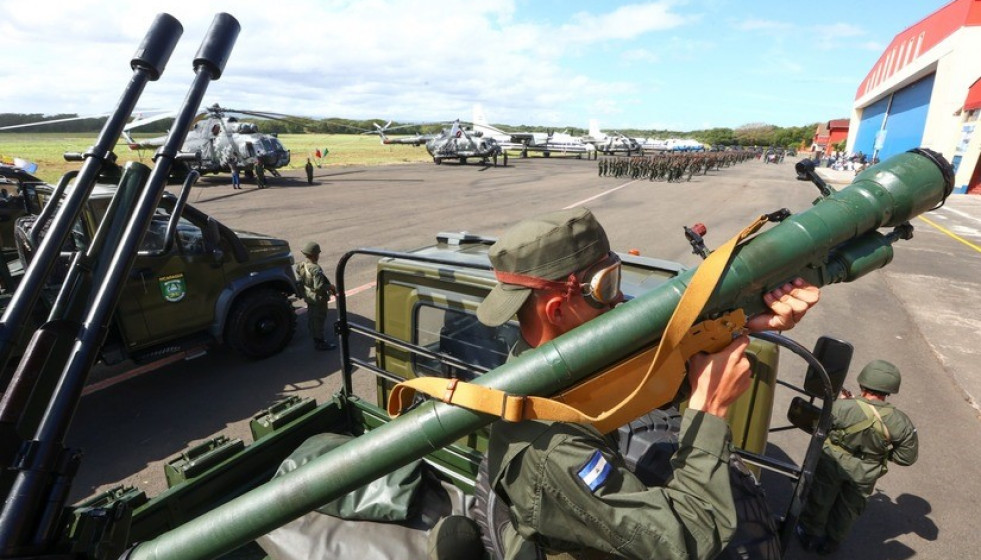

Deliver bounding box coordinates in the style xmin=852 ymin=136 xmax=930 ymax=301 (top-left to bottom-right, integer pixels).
xmin=295 ymin=241 xmax=337 ymax=351
xmin=797 ymin=359 xmax=918 ymax=555
xmin=466 ymin=207 xmax=821 ymax=560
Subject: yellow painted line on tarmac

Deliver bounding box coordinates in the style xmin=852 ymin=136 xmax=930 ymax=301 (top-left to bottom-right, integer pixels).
xmin=564 ymin=180 xmax=639 ymax=209
xmin=918 ymin=215 xmax=981 ymax=254
xmin=83 ymin=282 xmax=379 ymax=396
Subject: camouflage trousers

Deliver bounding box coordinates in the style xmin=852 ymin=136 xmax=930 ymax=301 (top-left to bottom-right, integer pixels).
xmin=305 ymin=300 xmax=331 ymax=342
xmin=798 ymin=452 xmax=868 ymax=544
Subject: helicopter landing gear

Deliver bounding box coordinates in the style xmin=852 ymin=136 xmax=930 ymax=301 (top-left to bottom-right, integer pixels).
xmin=434 ymin=157 xmax=442 ymax=165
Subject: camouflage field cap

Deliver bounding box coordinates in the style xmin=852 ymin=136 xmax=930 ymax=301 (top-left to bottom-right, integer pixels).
xmin=301 ymin=241 xmax=321 ymax=256
xmin=857 ymin=359 xmax=902 ymax=394
xmin=477 ymin=207 xmax=610 ymax=327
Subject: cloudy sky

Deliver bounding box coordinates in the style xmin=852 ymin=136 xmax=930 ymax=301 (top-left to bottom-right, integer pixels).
xmin=0 ymin=0 xmax=941 ymax=131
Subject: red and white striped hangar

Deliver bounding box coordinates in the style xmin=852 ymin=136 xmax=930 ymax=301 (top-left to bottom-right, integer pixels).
xmin=848 ymin=0 xmax=981 ymax=194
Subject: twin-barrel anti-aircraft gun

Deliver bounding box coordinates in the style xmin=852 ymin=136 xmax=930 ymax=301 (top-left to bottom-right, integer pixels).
xmin=0 ymin=11 xmax=955 ymax=560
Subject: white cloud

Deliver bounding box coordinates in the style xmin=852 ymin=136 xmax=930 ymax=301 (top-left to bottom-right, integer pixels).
xmin=621 ymin=49 xmax=660 ymax=63
xmin=562 ymin=2 xmax=689 ymax=43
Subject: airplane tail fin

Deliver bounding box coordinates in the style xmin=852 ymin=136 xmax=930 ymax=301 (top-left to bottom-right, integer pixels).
xmin=588 ymin=119 xmax=602 ymax=139
xmin=472 ymin=104 xmax=488 ymax=128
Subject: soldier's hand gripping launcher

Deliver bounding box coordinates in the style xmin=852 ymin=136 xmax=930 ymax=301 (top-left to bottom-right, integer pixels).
xmin=0 ymin=13 xmax=239 ymax=557
xmin=127 ymin=148 xmax=953 ymax=560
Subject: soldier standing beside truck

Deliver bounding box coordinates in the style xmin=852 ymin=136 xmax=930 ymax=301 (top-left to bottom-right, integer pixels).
xmin=296 ymin=241 xmax=337 ymax=351
xmin=797 ymin=360 xmax=919 ymax=555
xmin=467 ymin=207 xmax=820 ymax=560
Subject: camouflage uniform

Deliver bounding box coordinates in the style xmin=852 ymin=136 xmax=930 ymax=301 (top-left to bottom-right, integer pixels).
xmin=487 ymin=339 xmax=736 ymax=560
xmin=798 ymin=362 xmax=918 ymax=551
xmin=295 ymin=242 xmax=336 ymax=351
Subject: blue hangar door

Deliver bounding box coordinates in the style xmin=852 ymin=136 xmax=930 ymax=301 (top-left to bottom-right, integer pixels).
xmin=856 ymin=74 xmax=936 ymax=161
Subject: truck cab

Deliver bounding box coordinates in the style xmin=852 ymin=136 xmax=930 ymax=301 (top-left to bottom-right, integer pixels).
xmin=3 ymin=176 xmax=298 ymax=365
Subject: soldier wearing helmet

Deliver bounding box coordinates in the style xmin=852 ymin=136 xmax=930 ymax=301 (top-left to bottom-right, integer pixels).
xmin=296 ymin=241 xmax=338 ymax=351
xmin=797 ymin=359 xmax=919 ymax=555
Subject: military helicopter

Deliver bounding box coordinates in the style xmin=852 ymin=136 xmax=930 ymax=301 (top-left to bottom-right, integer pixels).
xmin=583 ymin=119 xmax=643 ymax=155
xmin=122 ymin=103 xmax=293 ymax=177
xmin=372 ymin=119 xmax=508 ymax=166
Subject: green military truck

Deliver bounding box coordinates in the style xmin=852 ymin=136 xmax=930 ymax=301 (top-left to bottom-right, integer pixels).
xmin=0 ymin=165 xmax=298 ymax=365
xmin=61 ymin=229 xmax=853 ymax=560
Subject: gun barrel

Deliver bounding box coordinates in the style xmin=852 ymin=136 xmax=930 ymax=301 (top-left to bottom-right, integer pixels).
xmin=0 ymin=13 xmax=238 ymax=554
xmin=127 ymin=148 xmax=952 ymax=560
xmin=0 ymin=13 xmax=183 ymax=375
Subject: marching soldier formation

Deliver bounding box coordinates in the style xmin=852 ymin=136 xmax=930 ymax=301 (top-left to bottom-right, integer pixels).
xmin=597 ymin=150 xmax=755 ymax=182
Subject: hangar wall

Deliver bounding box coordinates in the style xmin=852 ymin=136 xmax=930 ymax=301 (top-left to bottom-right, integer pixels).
xmin=847 ymin=0 xmax=981 ymax=193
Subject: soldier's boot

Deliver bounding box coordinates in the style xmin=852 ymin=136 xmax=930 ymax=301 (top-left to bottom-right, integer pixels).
xmin=314 ymin=339 xmax=336 ymax=351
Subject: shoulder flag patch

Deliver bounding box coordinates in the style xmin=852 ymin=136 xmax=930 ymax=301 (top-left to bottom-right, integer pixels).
xmin=578 ymin=450 xmax=612 ymax=492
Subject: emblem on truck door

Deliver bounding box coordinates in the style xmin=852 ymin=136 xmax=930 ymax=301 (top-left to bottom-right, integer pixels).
xmin=159 ymin=273 xmax=187 ymax=303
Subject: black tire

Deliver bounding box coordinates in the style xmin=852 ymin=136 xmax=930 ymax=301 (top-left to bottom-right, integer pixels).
xmin=474 ymin=408 xmax=781 ymax=560
xmin=620 ymin=409 xmax=781 ymax=560
xmin=473 ymin=459 xmax=511 ymax=560
xmin=225 ymin=288 xmax=296 ymax=359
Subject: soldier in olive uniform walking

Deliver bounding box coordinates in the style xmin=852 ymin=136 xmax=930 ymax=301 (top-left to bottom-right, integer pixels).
xmin=457 ymin=207 xmax=821 ymax=560
xmin=797 ymin=360 xmax=918 ymax=555
xmin=296 ymin=242 xmax=337 ymax=351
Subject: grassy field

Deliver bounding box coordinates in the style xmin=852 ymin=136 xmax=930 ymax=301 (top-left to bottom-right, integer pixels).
xmin=0 ymin=133 xmax=433 ymax=183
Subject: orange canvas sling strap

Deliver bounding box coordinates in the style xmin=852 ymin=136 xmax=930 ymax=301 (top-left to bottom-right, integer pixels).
xmin=388 ymin=214 xmax=772 ymax=433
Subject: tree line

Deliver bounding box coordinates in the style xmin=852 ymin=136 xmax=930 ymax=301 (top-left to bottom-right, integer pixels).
xmin=1 ymin=113 xmax=818 ymax=149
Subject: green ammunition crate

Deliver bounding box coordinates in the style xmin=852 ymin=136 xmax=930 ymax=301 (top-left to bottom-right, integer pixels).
xmin=164 ymin=435 xmax=245 ymax=488
xmin=250 ymin=396 xmax=317 ymax=440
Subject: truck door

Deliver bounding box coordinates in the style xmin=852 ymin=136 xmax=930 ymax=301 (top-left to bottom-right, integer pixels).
xmin=121 ymin=207 xmax=225 ymax=349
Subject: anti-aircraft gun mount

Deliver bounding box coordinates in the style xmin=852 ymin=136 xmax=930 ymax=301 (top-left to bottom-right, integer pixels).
xmin=0 ymin=12 xmax=248 ymax=559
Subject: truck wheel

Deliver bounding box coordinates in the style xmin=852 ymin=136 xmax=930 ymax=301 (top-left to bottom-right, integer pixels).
xmin=619 ymin=409 xmax=781 ymax=560
xmin=225 ymin=288 xmax=296 ymax=359
xmin=473 ymin=459 xmax=511 ymax=560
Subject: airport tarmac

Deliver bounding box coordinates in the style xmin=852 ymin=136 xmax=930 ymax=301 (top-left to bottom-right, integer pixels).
xmin=61 ymin=155 xmax=981 ymax=560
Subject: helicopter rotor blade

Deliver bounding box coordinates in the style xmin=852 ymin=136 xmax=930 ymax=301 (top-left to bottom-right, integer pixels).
xmin=0 ymin=113 xmax=112 ymax=131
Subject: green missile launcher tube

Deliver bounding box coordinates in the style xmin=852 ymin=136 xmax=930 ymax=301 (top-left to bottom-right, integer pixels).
xmin=127 ymin=148 xmax=953 ymax=560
